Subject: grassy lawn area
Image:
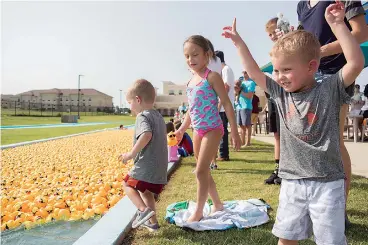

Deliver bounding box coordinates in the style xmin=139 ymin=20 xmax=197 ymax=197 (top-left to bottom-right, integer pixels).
xmin=1 ymin=115 xmax=174 ymax=145
xmin=1 ymin=123 xmax=125 ymax=145
xmin=124 ymin=140 xmax=368 ymax=245
xmin=1 ymin=115 xmax=137 ymax=145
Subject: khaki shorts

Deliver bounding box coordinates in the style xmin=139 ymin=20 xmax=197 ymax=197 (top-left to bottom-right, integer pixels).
xmin=251 ymin=113 xmax=258 ymax=125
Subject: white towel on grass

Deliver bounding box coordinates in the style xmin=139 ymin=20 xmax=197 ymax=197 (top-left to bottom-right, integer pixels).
xmin=171 ymin=199 xmax=270 ymax=231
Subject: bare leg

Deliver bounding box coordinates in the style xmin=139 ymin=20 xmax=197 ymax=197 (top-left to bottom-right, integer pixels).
xmin=123 ymin=182 xmax=146 ymax=212
xmin=274 ymin=132 xmax=280 ymax=161
xmin=240 ymin=126 xmax=246 ymax=146
xmin=245 ymin=125 xmax=252 ymax=146
xmin=209 ymin=132 xmax=223 ymax=212
xmin=192 ymin=132 xmax=201 ymax=174
xmin=251 ymin=113 xmax=257 ymax=136
xmin=252 ymin=122 xmax=257 ymax=136
xmin=187 ymin=129 xmax=223 ymax=222
xmin=208 ymin=174 xmax=223 ymax=213
xmin=140 ymin=190 xmax=157 ymax=224
xmin=278 ymin=238 xmax=298 ymax=245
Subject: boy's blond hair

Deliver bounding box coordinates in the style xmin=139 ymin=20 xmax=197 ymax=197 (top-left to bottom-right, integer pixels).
xmin=126 ymin=79 xmax=156 ymax=104
xmin=265 ymin=17 xmax=278 ymax=32
xmin=270 ymin=30 xmax=321 ymax=63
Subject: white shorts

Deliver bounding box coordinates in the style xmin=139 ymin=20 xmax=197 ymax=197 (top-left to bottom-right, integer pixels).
xmin=272 ymin=179 xmax=347 ymax=245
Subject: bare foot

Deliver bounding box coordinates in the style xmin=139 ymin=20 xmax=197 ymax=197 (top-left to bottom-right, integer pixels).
xmin=186 ymin=212 xmax=203 ymax=223
xmin=211 ymin=204 xmax=224 ymax=214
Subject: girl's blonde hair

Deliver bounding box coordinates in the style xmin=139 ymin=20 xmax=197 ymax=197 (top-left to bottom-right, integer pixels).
xmin=184 ymin=35 xmax=211 ymax=64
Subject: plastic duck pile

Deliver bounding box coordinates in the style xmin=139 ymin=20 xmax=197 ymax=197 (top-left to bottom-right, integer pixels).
xmin=1 ymin=130 xmax=134 ymax=231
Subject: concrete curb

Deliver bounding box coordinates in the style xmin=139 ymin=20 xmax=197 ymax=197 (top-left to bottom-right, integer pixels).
xmin=0 ymin=125 xmax=134 ymax=150
xmin=73 ymin=157 xmax=182 ymax=245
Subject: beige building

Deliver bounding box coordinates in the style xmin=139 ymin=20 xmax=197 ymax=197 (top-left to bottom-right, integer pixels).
xmin=154 ymin=81 xmax=188 ymax=116
xmin=255 ymin=86 xmax=267 ymax=110
xmin=154 ymin=80 xmax=267 ymax=116
xmin=1 ymin=94 xmax=21 ymax=110
xmin=161 ymin=81 xmax=186 ymax=96
xmin=1 ymin=88 xmax=113 ymax=112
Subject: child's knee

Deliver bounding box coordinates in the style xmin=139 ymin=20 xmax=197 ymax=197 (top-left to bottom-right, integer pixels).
xmin=195 ymin=167 xmax=209 ymax=179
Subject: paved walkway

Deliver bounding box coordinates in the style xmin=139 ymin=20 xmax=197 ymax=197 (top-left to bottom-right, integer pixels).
xmin=253 ymin=134 xmax=368 ymax=178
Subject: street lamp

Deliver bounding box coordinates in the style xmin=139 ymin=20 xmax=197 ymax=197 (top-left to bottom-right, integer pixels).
xmin=119 ymin=89 xmax=122 ymax=112
xmin=78 ymin=74 xmax=84 ymax=119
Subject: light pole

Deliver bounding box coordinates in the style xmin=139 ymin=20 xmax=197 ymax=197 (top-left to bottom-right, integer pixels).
xmin=78 ymin=74 xmax=84 ymax=119
xmin=119 ymin=89 xmax=122 ymax=113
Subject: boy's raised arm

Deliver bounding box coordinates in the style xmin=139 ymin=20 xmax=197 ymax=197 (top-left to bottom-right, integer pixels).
xmin=222 ymin=18 xmax=268 ymax=93
xmin=326 ymin=1 xmax=364 ymax=87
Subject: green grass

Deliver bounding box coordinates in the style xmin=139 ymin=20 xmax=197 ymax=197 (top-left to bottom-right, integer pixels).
xmin=123 ymin=141 xmax=368 ymax=245
xmin=1 ymin=115 xmax=137 ymax=145
xmin=0 ymin=115 xmax=174 ymax=145
xmin=1 ymin=123 xmax=126 ymax=145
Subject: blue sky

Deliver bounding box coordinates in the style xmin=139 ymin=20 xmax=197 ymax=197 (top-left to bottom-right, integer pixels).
xmin=2 ymin=1 xmax=368 ymax=106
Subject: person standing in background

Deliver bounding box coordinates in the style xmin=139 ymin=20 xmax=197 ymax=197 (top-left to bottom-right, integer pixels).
xmin=215 ymin=50 xmax=235 ymax=161
xmin=236 ymin=71 xmax=256 ymax=147
xmin=251 ymin=94 xmax=260 ymax=136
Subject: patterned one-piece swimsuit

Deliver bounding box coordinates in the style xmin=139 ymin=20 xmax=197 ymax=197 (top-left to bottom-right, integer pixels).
xmin=186 ymin=68 xmax=224 ymax=138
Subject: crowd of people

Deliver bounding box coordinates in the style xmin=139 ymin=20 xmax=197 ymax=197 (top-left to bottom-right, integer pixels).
xmin=118 ymin=1 xmax=368 ymax=244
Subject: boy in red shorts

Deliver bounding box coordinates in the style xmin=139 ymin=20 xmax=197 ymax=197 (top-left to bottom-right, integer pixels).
xmin=119 ymin=79 xmax=168 ymax=232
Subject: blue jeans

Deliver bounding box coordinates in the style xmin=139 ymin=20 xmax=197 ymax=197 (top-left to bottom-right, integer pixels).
xmin=219 ymin=112 xmax=229 ymax=158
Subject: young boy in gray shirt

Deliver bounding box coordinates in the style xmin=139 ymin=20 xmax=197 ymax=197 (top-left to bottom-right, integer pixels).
xmin=222 ymin=2 xmax=364 ymax=244
xmin=119 ymin=79 xmax=168 ymax=232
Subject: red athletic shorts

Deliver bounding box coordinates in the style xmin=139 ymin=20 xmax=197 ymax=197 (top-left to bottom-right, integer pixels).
xmin=123 ymin=175 xmax=164 ymax=195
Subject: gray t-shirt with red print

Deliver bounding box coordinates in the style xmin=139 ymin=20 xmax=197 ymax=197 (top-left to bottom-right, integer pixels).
xmin=129 ymin=109 xmax=168 ymax=184
xmin=266 ymin=71 xmax=350 ymax=181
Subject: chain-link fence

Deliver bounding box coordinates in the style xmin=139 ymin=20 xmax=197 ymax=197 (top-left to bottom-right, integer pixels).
xmin=1 ymin=101 xmax=117 ymax=116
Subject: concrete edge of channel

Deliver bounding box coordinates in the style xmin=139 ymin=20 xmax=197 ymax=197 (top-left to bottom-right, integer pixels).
xmin=73 ymin=157 xmax=182 ymax=245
